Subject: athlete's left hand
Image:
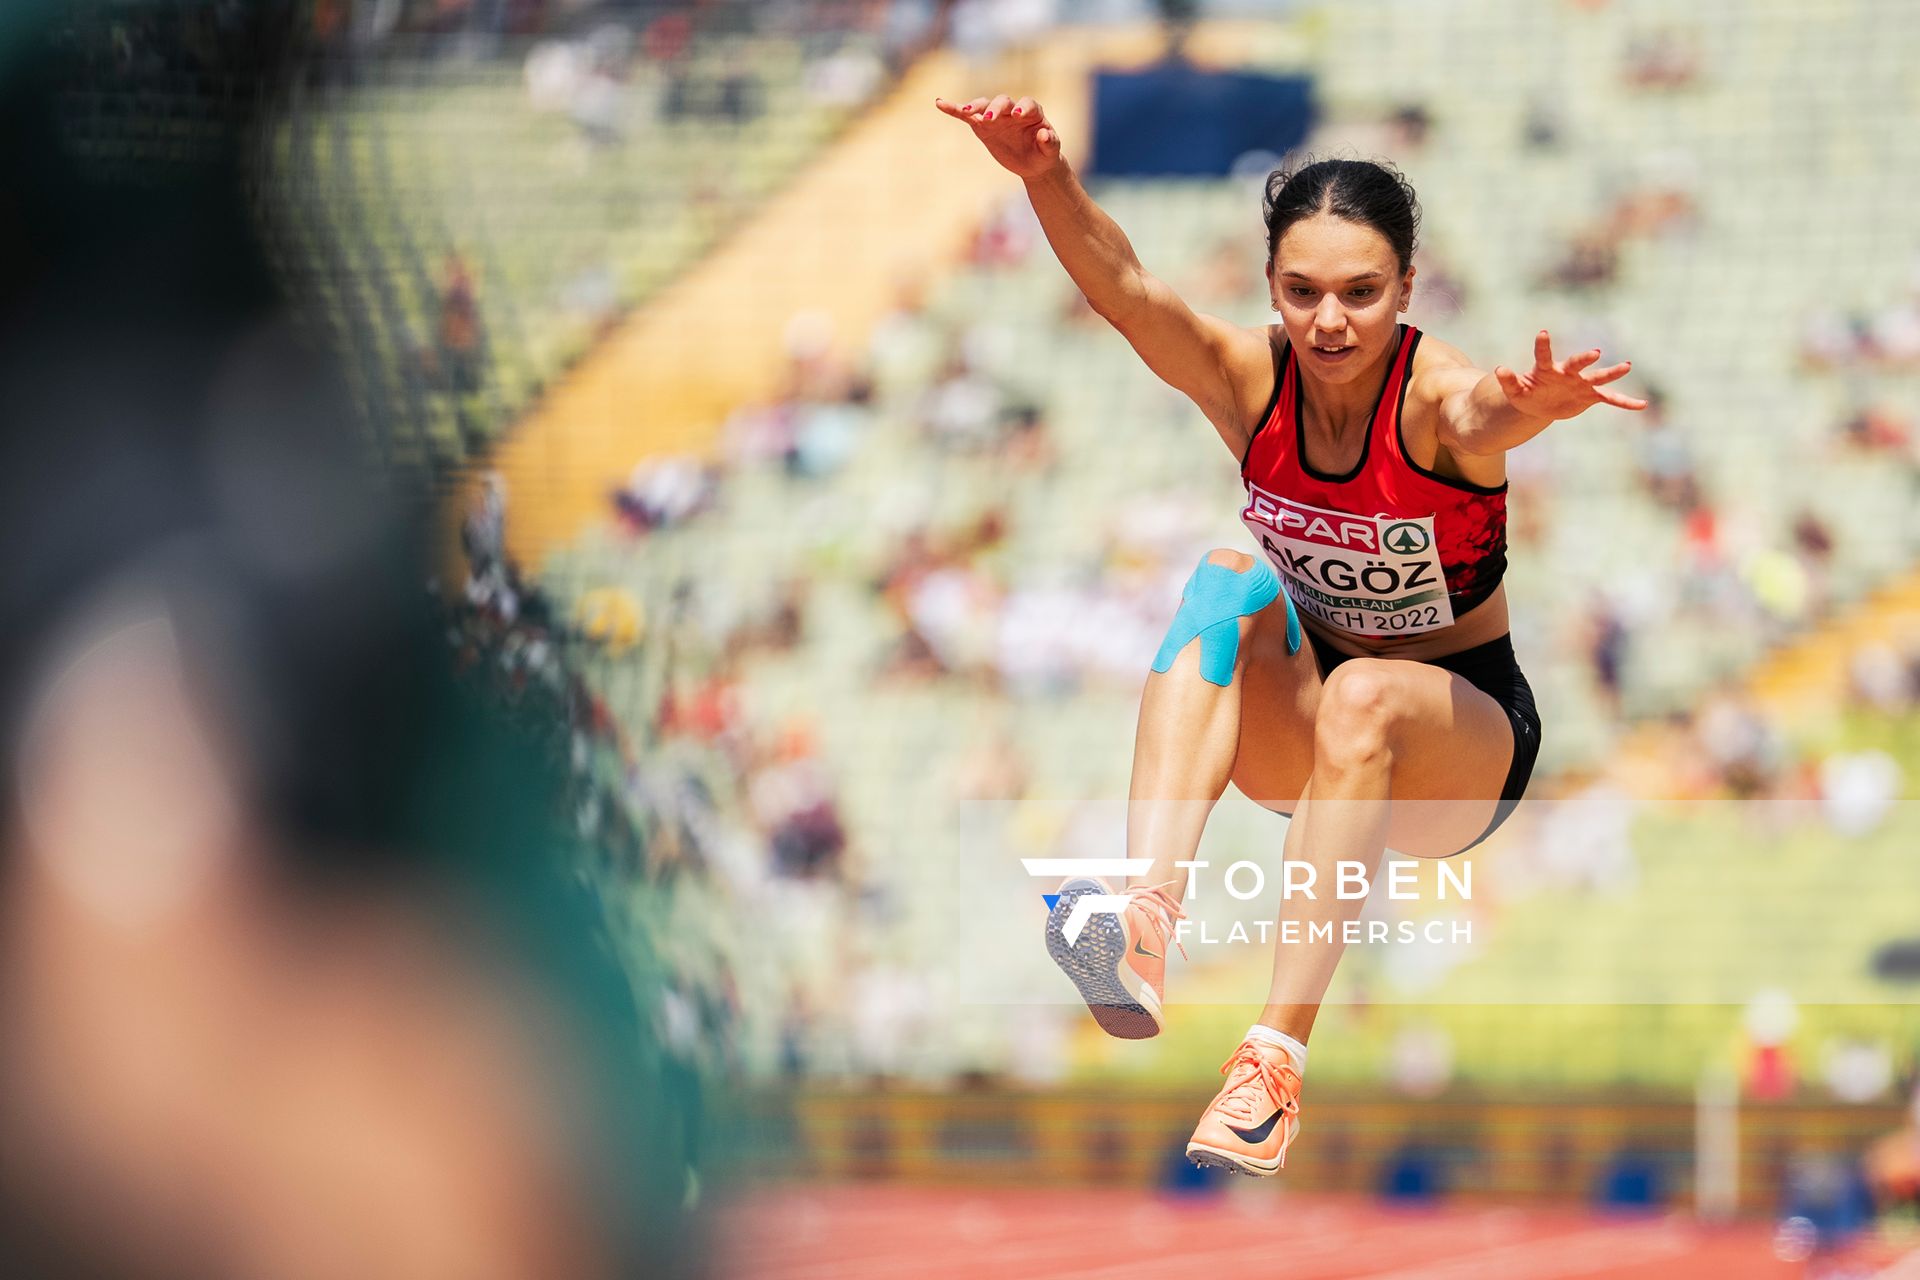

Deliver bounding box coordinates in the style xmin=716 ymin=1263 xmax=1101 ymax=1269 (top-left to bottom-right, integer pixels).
xmin=1494 ymin=330 xmax=1648 ymax=419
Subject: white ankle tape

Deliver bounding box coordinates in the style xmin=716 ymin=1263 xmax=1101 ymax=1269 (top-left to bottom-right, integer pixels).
xmin=1246 ymin=1024 xmax=1308 ymax=1070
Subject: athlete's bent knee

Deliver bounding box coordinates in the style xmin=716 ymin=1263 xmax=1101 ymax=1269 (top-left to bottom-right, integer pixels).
xmin=1151 ymin=551 xmax=1293 ymax=688
xmin=1205 ymin=548 xmax=1256 ymax=573
xmin=1314 ymin=661 xmax=1397 ymax=769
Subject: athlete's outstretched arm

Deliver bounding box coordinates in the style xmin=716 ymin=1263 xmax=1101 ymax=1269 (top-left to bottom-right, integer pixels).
xmin=1418 ymin=328 xmax=1648 ymax=456
xmin=936 ymin=93 xmax=1272 ymax=455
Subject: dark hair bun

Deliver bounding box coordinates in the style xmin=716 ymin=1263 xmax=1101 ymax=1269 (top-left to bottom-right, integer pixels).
xmin=1263 ymin=157 xmax=1421 ymax=274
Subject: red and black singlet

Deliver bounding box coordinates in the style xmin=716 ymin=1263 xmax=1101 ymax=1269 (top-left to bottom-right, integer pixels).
xmin=1239 ymin=323 xmax=1508 ymax=641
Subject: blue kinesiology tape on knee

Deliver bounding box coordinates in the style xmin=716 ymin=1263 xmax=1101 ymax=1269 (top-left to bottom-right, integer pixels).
xmin=1151 ymin=555 xmax=1285 ymax=688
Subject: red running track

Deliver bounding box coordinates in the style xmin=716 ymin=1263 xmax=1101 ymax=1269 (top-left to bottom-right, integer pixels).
xmin=720 ymin=1184 xmax=1917 ymax=1279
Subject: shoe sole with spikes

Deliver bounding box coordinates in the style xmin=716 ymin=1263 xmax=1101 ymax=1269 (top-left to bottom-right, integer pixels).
xmin=1044 ymin=877 xmax=1162 ymax=1039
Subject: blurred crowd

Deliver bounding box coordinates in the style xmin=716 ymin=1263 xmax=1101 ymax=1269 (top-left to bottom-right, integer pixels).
xmin=399 ymin=0 xmax=1920 ymax=1109
xmin=503 ymin=9 xmax=1920 ymax=1102
xmin=1799 ymin=256 xmax=1920 ymax=373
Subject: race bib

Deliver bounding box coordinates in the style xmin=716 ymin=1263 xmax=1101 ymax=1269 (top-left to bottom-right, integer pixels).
xmin=1240 ymin=486 xmax=1455 ymax=637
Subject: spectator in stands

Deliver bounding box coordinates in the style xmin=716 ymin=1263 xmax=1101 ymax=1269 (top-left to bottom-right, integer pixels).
xmin=967 ymin=191 xmax=1041 ymax=268
xmin=948 ymin=0 xmax=1055 ymax=75
xmin=1605 ymin=151 xmax=1701 ymax=242
xmin=1545 ymin=159 xmax=1697 ymax=294
xmin=779 ymin=308 xmax=854 ymax=403
xmin=881 ymin=0 xmax=960 ymax=75
xmin=612 ymin=454 xmax=718 ymax=535
xmin=1542 ymin=224 xmax=1619 ymax=291
xmin=788 ymin=374 xmax=874 ymax=479
xmin=662 ymin=42 xmax=762 ymax=125
xmin=1522 ymin=90 xmax=1566 ymax=150
xmin=880 ymin=617 xmax=949 ymax=682
xmin=1153 ymin=0 xmax=1199 ymax=62
xmin=846 ymin=956 xmax=930 ymax=1081
xmin=1800 ymin=259 xmax=1920 ymax=371
xmin=1387 ymin=104 xmax=1432 ymax=153
xmin=1532 ymin=776 xmax=1638 ymax=892
xmin=903 ymin=559 xmax=1002 ymax=679
xmin=1192 ymin=234 xmax=1253 ymax=311
xmin=951 ymin=729 xmax=1031 ymax=807
xmin=1836 ymin=402 xmax=1913 ymax=456
xmin=1622 ymin=26 xmax=1703 ymax=90
xmin=641 ymin=10 xmax=693 ymax=64
xmin=1800 ymin=308 xmax=1874 ymax=369
xmin=1387 ymin=1024 xmax=1453 ymax=1098
xmin=1621 ymin=386 xmax=1688 ymax=512
xmin=435 ymin=249 xmax=487 ymax=443
xmin=1903 ymin=637 xmax=1920 ymax=704
xmin=1405 ymin=244 xmax=1467 ymax=322
xmin=872 ymin=514 xmax=1015 ymax=682
xmin=732 ymin=576 xmax=810 ymax=656
xmin=876 ymin=526 xmax=938 ymax=599
xmin=747 ymin=720 xmax=848 ymax=879
xmin=1847 ymin=641 xmax=1913 ymax=711
xmin=777 ymin=982 xmax=817 ymax=1079
xmin=659 ymin=663 xmax=745 ymax=749
xmin=1580 ymin=592 xmax=1629 ymax=722
xmin=868 ymin=271 xmax=943 ymax=394
xmin=1743 ymin=992 xmax=1800 ymax=1102
xmin=1058 ymin=279 xmax=1107 ymax=330
xmin=654 ymin=973 xmax=704 ymax=1191
xmin=1743 ymin=544 xmax=1814 ymax=637
xmin=1694 ymin=687 xmax=1783 ymax=799
xmin=1000 ymin=401 xmax=1057 ymax=473
xmin=1865 ymin=1070 xmax=1920 ymax=1210
xmin=715 ymin=49 xmax=766 ymax=125
xmin=566 ymin=25 xmax=633 ymax=143
xmin=1822 ymin=1038 xmax=1894 ymax=1104
xmin=1501 ymin=436 xmax=1554 ymax=549
xmin=561 ymin=253 xmax=621 ymax=338
xmin=920 ymin=346 xmax=1008 ymax=451
xmin=1790 ymin=507 xmax=1837 ymax=618
xmin=1817 ymin=749 xmax=1902 ymax=838
xmin=994 ymin=578 xmax=1093 ymax=694
xmin=720 ymin=397 xmax=795 ymax=468
xmin=1674 ymin=479 xmax=1734 ymax=604
xmin=1872 ymin=307 xmax=1920 ymax=369
xmin=463 ymin=470 xmax=509 ymax=590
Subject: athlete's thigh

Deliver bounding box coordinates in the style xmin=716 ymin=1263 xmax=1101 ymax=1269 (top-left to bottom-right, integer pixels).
xmin=1346 ymin=659 xmax=1516 ymax=858
xmin=1228 ymin=600 xmax=1323 ymax=810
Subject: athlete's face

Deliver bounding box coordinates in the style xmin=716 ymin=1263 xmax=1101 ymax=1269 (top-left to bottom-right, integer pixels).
xmin=1266 ymin=214 xmax=1414 ymax=386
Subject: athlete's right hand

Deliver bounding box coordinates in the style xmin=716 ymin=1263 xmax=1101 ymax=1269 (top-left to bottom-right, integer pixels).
xmin=934 ymin=94 xmax=1063 ymax=180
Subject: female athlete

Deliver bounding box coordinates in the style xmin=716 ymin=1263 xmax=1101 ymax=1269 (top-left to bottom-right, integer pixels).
xmin=937 ymin=92 xmax=1646 ymax=1175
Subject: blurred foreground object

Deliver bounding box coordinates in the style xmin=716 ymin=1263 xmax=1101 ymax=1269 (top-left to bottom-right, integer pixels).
xmin=0 ymin=2 xmax=696 ymax=1275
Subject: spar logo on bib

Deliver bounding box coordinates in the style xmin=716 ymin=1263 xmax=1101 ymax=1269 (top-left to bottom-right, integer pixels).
xmin=1240 ymin=486 xmax=1457 ymax=637
xmin=1382 ymin=521 xmax=1431 ymax=556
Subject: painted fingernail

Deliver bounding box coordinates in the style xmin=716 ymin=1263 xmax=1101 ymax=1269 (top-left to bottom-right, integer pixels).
xmin=984 ymin=111 xmax=994 ymax=120
xmin=1013 ymin=107 xmax=1024 ymax=115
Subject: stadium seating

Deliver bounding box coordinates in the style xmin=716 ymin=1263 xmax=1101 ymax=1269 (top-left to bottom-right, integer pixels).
xmin=277 ymin=25 xmax=887 ymax=470
xmin=531 ymin=1 xmax=1920 ymax=1090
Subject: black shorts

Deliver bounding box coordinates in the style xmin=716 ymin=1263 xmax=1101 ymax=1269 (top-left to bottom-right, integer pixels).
xmin=1300 ymin=628 xmax=1541 ymax=855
